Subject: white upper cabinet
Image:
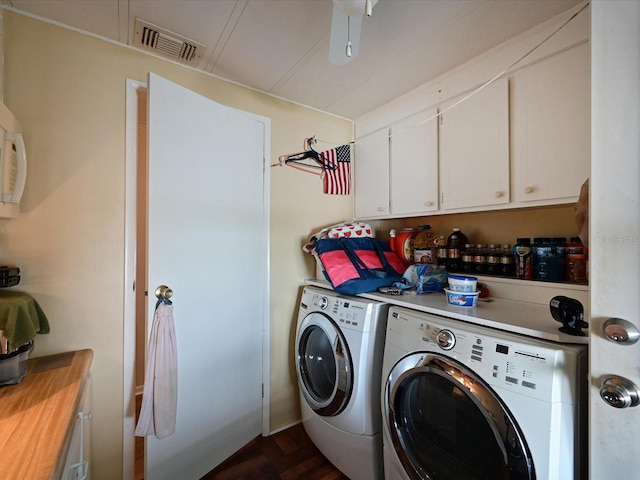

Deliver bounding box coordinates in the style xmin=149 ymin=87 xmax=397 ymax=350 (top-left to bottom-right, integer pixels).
xmin=390 ymin=108 xmax=439 ymax=215
xmin=353 ymin=7 xmax=589 ymax=219
xmin=354 ymin=128 xmax=390 ymax=218
xmin=510 ymin=43 xmax=590 ymax=204
xmin=439 ymin=77 xmax=510 ymax=210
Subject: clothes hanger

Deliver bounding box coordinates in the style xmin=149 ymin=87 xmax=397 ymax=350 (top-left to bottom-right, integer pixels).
xmin=277 ymin=136 xmax=336 ymax=174
xmin=281 ymin=149 xmax=324 ymax=168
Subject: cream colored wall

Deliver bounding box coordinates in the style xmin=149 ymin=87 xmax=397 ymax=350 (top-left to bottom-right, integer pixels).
xmin=269 ymin=134 xmax=355 ymax=429
xmin=2 ymin=10 xmax=352 ymax=480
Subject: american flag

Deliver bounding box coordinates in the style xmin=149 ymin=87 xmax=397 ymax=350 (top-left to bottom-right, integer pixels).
xmin=321 ymin=144 xmax=351 ymax=195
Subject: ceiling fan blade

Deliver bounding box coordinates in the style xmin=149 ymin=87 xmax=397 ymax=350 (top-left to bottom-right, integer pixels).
xmin=333 ymin=0 xmax=379 ymax=17
xmin=329 ymin=5 xmax=362 ymax=66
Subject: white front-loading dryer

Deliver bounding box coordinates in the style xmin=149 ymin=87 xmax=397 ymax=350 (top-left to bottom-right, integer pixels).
xmin=381 ymin=306 xmax=587 ymax=480
xmin=295 ymin=286 xmax=389 ymax=480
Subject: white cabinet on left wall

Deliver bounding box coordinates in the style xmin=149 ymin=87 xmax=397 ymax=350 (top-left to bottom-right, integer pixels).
xmin=354 ymin=128 xmax=390 ymax=218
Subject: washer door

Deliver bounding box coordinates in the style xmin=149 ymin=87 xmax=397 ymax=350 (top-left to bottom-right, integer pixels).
xmin=296 ymin=311 xmax=353 ymax=416
xmin=385 ymin=352 xmax=536 ymax=480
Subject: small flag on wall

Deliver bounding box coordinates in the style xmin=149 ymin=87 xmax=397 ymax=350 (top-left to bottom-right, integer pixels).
xmin=321 ymin=144 xmax=351 ymax=195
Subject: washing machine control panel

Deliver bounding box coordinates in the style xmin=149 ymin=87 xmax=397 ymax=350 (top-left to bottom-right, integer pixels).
xmin=388 ymin=307 xmax=584 ymax=404
xmin=303 ymin=287 xmax=388 ymax=333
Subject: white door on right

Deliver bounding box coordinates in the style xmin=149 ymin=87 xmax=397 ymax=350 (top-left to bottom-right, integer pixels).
xmin=590 ymin=2 xmax=640 ymax=478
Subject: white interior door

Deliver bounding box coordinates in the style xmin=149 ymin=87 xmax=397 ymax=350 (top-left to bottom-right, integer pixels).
xmin=590 ymin=3 xmax=640 ymax=478
xmin=145 ymin=73 xmax=269 ymax=479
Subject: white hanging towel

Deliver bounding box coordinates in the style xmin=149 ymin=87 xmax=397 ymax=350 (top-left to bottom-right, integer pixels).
xmin=135 ymin=301 xmax=177 ymax=439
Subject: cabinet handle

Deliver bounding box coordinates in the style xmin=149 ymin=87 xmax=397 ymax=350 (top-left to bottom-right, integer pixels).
xmin=68 ymin=460 xmax=89 ymax=480
xmin=524 ymin=185 xmax=535 ymax=194
xmin=76 ymin=410 xmax=91 ymax=479
xmin=377 ymin=206 xmax=386 ymax=212
xmin=424 ymin=201 xmax=434 ymax=207
xmin=494 ymin=191 xmax=504 ymax=198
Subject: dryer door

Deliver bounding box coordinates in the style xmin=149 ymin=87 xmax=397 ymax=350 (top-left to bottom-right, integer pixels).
xmin=296 ymin=311 xmax=353 ymax=416
xmin=385 ymin=352 xmax=535 ymax=480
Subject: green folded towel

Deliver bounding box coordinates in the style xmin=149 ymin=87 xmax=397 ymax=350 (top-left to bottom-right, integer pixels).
xmin=0 ymin=290 xmax=50 ymax=351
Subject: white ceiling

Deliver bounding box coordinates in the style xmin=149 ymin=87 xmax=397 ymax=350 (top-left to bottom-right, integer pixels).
xmin=1 ymin=0 xmax=583 ymax=119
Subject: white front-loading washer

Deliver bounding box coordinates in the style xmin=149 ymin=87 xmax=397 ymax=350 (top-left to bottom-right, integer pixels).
xmin=381 ymin=306 xmax=587 ymax=480
xmin=295 ymin=286 xmax=389 ymax=480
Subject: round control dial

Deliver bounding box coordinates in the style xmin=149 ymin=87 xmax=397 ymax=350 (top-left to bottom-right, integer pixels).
xmin=317 ymin=296 xmax=329 ymax=310
xmin=436 ymin=329 xmax=456 ymax=350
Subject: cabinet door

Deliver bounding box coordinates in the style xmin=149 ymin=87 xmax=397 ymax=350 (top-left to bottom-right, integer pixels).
xmin=511 ymin=43 xmax=590 ymax=204
xmin=63 ymin=415 xmax=87 ymax=479
xmin=390 ymin=108 xmax=439 ymax=215
xmin=354 ymin=128 xmax=390 ymax=218
xmin=439 ymin=77 xmax=510 ymax=210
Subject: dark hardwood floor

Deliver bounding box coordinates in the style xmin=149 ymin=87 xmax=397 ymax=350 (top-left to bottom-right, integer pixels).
xmin=136 ymin=392 xmax=347 ymax=480
xmin=201 ymin=423 xmax=349 ymax=480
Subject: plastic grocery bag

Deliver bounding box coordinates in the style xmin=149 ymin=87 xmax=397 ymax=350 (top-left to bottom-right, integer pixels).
xmin=394 ymin=264 xmax=448 ymax=294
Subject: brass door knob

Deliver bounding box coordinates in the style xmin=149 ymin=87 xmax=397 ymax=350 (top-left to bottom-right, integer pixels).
xmin=154 ymin=285 xmax=173 ymax=300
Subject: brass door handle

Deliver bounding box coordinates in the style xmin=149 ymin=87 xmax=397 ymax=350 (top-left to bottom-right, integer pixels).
xmin=154 ymin=285 xmax=173 ymax=300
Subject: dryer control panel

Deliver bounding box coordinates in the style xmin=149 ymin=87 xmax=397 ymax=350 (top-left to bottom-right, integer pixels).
xmin=301 ymin=286 xmax=388 ymax=334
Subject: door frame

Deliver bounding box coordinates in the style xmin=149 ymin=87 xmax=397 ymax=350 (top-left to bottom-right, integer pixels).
xmin=122 ymin=77 xmax=271 ymax=478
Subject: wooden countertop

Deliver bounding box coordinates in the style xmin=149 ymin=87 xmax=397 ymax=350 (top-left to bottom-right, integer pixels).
xmin=0 ymin=349 xmax=93 ymax=480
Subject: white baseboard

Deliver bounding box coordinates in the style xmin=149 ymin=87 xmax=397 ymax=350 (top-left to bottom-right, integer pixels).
xmin=268 ymin=419 xmax=302 ymax=436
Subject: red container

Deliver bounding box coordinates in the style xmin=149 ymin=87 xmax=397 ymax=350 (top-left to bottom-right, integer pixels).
xmin=566 ymin=237 xmax=588 ymax=284
xmin=391 ymin=228 xmax=418 ymax=266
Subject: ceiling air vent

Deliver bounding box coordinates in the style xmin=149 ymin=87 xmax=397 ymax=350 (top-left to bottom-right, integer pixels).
xmin=133 ymin=18 xmax=205 ymax=67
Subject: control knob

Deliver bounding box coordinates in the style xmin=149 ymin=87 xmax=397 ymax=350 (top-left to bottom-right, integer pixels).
xmin=436 ymin=329 xmax=456 ymax=350
xmin=317 ymin=296 xmax=329 ymax=310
